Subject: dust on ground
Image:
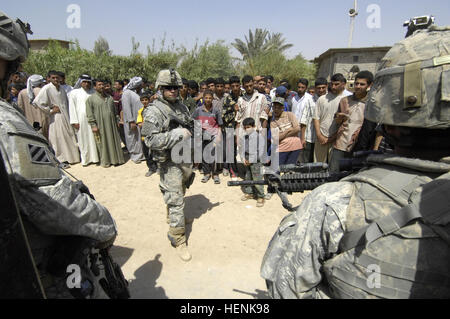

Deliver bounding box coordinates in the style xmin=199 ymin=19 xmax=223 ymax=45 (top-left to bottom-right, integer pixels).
xmin=67 ymin=159 xmax=308 ymax=299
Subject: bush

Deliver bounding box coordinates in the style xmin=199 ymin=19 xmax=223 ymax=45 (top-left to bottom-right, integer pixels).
xmin=22 ymin=38 xmax=315 ymax=87
xmin=237 ymin=50 xmax=316 ymax=87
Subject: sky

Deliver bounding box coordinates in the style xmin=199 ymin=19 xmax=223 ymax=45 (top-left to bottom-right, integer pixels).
xmin=3 ymin=0 xmax=450 ymax=60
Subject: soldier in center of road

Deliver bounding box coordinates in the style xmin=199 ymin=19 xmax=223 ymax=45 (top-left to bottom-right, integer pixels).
xmin=141 ymin=69 xmax=195 ymax=262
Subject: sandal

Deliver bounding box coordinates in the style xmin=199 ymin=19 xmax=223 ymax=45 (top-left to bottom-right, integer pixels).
xmin=213 ymin=175 xmax=220 ymax=184
xmin=241 ymin=194 xmax=254 ymax=201
xmin=256 ymin=198 xmax=265 ymax=208
xmin=201 ymin=175 xmax=211 ymax=183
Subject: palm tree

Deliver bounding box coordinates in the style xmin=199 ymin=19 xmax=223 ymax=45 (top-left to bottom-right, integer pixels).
xmin=265 ymin=32 xmax=293 ymax=53
xmin=232 ymin=28 xmax=268 ymax=60
xmin=232 ymin=28 xmax=293 ymax=61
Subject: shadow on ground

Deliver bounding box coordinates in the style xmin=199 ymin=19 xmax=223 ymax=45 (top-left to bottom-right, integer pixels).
xmin=232 ymin=288 xmax=270 ymax=299
xmin=128 ymin=254 xmax=168 ymax=299
xmin=110 ymin=245 xmax=134 ymax=267
xmin=184 ymin=194 xmax=221 ymax=240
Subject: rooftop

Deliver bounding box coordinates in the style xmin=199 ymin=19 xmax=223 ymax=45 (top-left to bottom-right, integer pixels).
xmin=314 ymin=46 xmax=392 ymax=64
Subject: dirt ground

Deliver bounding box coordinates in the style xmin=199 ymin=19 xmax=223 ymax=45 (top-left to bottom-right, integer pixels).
xmin=66 ymin=159 xmax=308 ymax=299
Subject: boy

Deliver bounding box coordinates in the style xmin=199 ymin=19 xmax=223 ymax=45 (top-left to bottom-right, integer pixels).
xmin=192 ymin=89 xmax=223 ymax=184
xmin=137 ymin=93 xmax=158 ymax=177
xmin=240 ymin=117 xmax=266 ymax=208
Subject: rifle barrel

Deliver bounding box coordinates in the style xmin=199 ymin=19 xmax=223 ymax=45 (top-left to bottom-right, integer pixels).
xmin=227 ymin=180 xmax=267 ymax=187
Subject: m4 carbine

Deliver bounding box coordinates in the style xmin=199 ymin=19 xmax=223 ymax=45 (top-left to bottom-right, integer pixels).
xmin=168 ymin=113 xmax=194 ymax=136
xmin=228 ymin=151 xmax=382 ymax=211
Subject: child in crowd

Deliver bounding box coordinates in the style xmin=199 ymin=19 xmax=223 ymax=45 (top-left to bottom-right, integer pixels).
xmin=7 ymin=83 xmax=24 ymax=103
xmin=192 ymin=89 xmax=223 ymax=184
xmin=137 ymin=93 xmax=158 ymax=177
xmin=240 ymin=117 xmax=266 ymax=208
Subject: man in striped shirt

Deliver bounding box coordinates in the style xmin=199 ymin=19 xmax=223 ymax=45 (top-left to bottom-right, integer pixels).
xmin=235 ymin=75 xmax=269 ymax=149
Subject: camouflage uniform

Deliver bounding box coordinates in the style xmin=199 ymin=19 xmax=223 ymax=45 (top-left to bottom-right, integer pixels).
xmin=261 ymin=176 xmax=352 ymax=299
xmin=0 ymin=10 xmax=124 ymax=299
xmin=0 ymin=99 xmax=117 ymax=298
xmin=261 ymin=154 xmax=450 ymax=299
xmin=261 ymin=26 xmax=450 ymax=299
xmin=141 ymin=96 xmax=193 ymax=247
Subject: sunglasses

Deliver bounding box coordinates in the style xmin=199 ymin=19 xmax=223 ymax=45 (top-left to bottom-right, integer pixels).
xmin=163 ymin=86 xmax=180 ymax=91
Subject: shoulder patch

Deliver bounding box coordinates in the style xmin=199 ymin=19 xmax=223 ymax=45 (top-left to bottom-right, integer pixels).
xmin=28 ymin=144 xmax=51 ymax=164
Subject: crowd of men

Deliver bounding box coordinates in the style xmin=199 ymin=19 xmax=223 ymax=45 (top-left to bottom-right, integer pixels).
xmin=3 ymin=6 xmax=449 ymax=298
xmin=8 ymin=69 xmax=391 ymax=191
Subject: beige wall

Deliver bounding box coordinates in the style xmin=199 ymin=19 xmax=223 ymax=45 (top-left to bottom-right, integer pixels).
xmin=29 ymin=40 xmax=70 ymax=52
xmin=317 ymin=50 xmax=388 ymax=80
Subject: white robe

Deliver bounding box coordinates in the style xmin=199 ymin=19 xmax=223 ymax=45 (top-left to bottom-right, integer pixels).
xmin=33 ymin=83 xmax=80 ymax=164
xmin=68 ymin=88 xmax=99 ymax=166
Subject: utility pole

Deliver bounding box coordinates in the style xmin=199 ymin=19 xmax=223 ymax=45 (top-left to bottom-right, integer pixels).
xmin=348 ymin=0 xmax=358 ymax=48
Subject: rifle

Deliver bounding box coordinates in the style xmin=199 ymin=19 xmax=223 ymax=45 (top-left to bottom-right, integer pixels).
xmin=74 ymin=182 xmax=130 ymax=299
xmin=46 ymin=236 xmax=130 ymax=299
xmin=91 ymin=247 xmax=130 ymax=299
xmin=168 ymin=113 xmax=194 ymax=136
xmin=167 ymin=113 xmax=197 ymax=186
xmin=228 ymin=151 xmax=382 ymax=212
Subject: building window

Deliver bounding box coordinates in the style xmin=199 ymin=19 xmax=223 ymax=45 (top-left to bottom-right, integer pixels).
xmin=353 ymin=56 xmax=359 ymax=63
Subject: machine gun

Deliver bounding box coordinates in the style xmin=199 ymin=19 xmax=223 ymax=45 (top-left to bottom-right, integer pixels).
xmin=228 ymin=151 xmax=382 ymax=211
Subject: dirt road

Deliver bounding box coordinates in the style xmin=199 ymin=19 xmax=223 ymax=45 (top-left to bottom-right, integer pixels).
xmin=67 ymin=160 xmax=308 ymax=299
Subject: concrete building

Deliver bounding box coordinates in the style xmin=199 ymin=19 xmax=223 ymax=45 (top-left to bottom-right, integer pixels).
xmin=29 ymin=39 xmax=72 ymax=52
xmin=314 ymin=46 xmax=391 ymax=89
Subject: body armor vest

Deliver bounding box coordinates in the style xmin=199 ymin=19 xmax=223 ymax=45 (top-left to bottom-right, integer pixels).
xmin=323 ymin=158 xmax=450 ymax=299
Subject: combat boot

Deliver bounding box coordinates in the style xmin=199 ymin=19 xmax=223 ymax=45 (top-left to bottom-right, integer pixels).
xmin=168 ymin=227 xmax=190 ymax=261
xmin=176 ymin=243 xmax=192 ymax=262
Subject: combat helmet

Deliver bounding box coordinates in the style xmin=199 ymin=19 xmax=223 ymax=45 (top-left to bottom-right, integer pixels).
xmin=0 ymin=10 xmax=32 ymax=62
xmin=365 ymin=24 xmax=450 ymax=129
xmin=155 ymin=68 xmax=183 ymax=89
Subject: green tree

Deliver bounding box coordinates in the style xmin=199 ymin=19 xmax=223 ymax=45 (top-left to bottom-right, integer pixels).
xmin=238 ymin=50 xmax=316 ymax=86
xmin=232 ymin=28 xmax=293 ymax=61
xmin=22 ymin=35 xmax=312 ymax=89
xmin=232 ymin=28 xmax=269 ymax=61
xmin=265 ymin=32 xmax=293 ymax=53
xmin=93 ymin=36 xmax=111 ymax=56
xmin=178 ymin=40 xmax=234 ymax=82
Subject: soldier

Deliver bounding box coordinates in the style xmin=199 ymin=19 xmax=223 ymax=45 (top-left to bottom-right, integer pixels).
xmin=0 ymin=11 xmax=128 ymax=299
xmin=261 ymin=23 xmax=450 ymax=299
xmin=141 ymin=69 xmax=195 ymax=262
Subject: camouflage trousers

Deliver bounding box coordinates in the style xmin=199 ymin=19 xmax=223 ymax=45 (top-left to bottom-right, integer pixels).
xmin=241 ymin=162 xmax=265 ymax=199
xmin=158 ymin=161 xmax=193 ymax=247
